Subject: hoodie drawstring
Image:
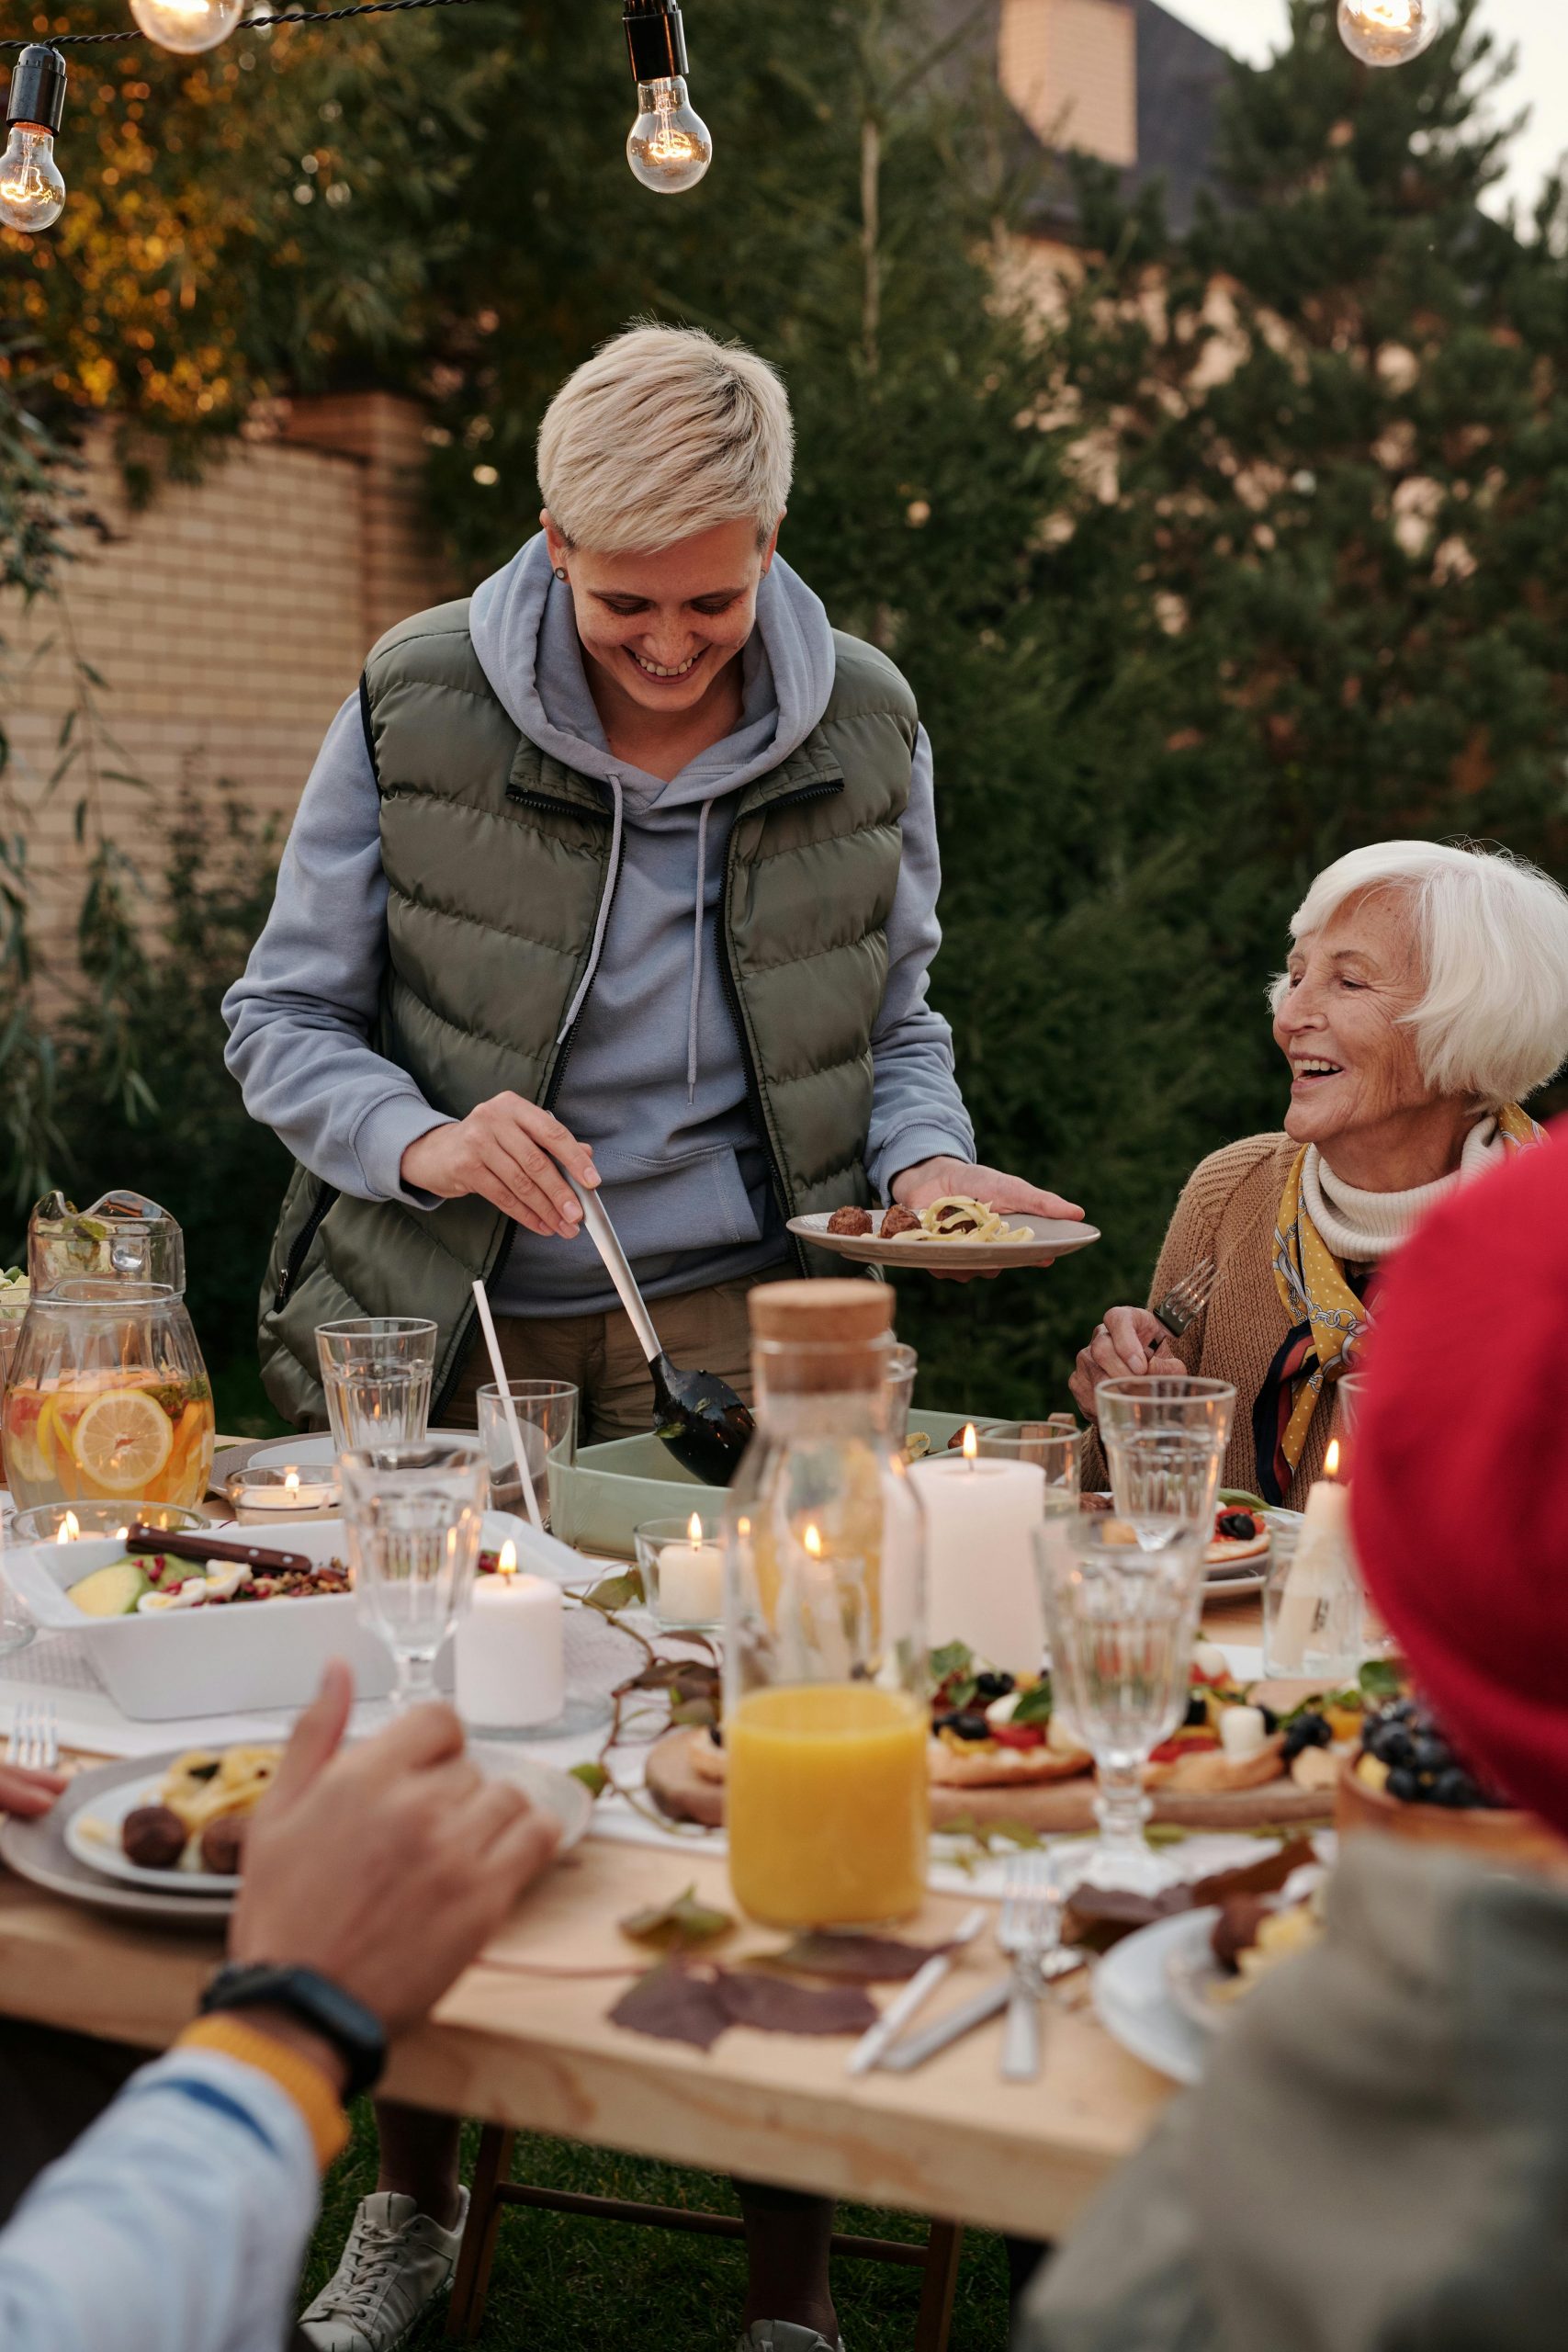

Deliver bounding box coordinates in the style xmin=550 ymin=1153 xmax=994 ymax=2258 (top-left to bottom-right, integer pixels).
xmin=687 ymin=797 xmax=712 ymax=1102
xmin=556 ymin=776 xmax=626 ymax=1046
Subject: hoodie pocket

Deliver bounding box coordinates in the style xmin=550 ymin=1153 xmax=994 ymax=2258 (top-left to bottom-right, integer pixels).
xmin=604 ymin=1145 xmax=764 ymax=1255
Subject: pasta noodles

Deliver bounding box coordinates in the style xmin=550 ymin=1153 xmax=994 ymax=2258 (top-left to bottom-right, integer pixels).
xmin=911 ymin=1195 xmax=1030 ymax=1245
xmin=158 ymin=1744 xmax=281 ymax=1834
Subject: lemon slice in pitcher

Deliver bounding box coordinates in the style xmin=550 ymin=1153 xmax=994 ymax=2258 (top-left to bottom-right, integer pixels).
xmin=73 ymin=1387 xmax=173 ymax=1492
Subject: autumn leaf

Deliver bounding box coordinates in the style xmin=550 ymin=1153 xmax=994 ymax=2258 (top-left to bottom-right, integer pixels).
xmin=584 ymin=1569 xmax=645 ymax=1613
xmin=619 ymin=1884 xmax=734 ymax=1951
xmin=714 ymin=1972 xmax=877 ymax=2037
xmin=766 ymin=1929 xmax=953 ymax=1982
xmin=609 ymin=1963 xmax=729 ymax=2050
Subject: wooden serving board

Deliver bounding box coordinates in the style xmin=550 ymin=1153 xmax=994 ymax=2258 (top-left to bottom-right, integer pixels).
xmin=644 ymin=1728 xmax=1335 ymax=1837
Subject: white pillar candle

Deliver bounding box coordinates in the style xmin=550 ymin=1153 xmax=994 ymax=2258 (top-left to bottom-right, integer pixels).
xmin=1271 ymin=1440 xmax=1355 ymax=1671
xmin=456 ymin=1549 xmax=565 ymax=1730
xmin=655 ymin=1513 xmax=725 ymax=1625
xmin=908 ymin=1436 xmax=1046 ymax=1674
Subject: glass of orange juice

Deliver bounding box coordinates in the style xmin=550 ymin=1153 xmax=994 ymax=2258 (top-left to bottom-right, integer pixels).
xmin=723 ymin=1281 xmax=928 ymax=1927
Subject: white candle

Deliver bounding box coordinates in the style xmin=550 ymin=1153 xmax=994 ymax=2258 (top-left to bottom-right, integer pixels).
xmin=1271 ymin=1439 xmax=1354 ymax=1671
xmin=456 ymin=1544 xmax=565 ymax=1729
xmin=233 ymin=1468 xmax=339 ymax=1516
xmin=909 ymin=1430 xmax=1046 ymax=1674
xmin=656 ymin=1512 xmax=725 ymax=1626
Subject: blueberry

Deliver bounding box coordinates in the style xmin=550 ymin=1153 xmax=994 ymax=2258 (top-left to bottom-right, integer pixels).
xmin=1386 ymin=1766 xmax=1422 ymax=1803
xmin=1412 ymin=1736 xmax=1451 ymax=1776
xmin=974 ymin=1671 xmax=1015 ymax=1702
xmin=950 ymin=1713 xmax=993 ymax=1742
xmin=1432 ymin=1769 xmax=1479 ymax=1809
xmin=1371 ymin=1724 xmax=1416 ymax=1769
xmin=1216 ymin=1511 xmax=1257 ymax=1542
xmin=1258 ymin=1705 xmax=1279 ymax=1735
xmin=1283 ymin=1713 xmax=1332 ymax=1762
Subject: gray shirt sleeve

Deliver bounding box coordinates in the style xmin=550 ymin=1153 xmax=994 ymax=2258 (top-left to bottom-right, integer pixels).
xmin=865 ymin=725 xmax=977 ymax=1200
xmin=220 ymin=694 xmax=452 ymax=1206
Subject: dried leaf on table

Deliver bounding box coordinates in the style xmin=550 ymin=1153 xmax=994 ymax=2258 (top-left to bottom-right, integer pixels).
xmin=715 ymin=1972 xmax=878 ymax=2037
xmin=766 ymin=1929 xmax=955 ymax=1983
xmin=620 ymin=1883 xmax=734 ymax=1950
xmin=609 ymin=1962 xmax=729 ymax=2050
xmin=570 ymin=1761 xmax=609 ymax=1798
xmin=583 ymin=1569 xmax=646 ymax=1613
xmin=670 ymin=1696 xmax=717 ymax=1729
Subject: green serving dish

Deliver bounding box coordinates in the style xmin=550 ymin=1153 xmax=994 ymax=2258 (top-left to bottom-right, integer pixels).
xmin=547 ymin=1409 xmax=979 ymax=1558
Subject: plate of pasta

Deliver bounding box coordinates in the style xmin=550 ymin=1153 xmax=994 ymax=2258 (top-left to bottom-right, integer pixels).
xmin=789 ymin=1198 xmax=1100 ymax=1272
xmin=67 ymin=1744 xmax=281 ymax=1892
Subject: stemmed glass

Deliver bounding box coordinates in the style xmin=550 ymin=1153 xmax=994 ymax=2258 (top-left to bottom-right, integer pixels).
xmin=1097 ymin=1375 xmax=1235 ymax=1550
xmin=1033 ymin=1514 xmax=1208 ymax=1895
xmin=339 ymin=1439 xmax=486 ymax=1711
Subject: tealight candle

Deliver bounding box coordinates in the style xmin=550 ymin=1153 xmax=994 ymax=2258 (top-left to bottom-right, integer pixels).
xmin=653 ymin=1511 xmax=726 ymax=1627
xmin=227 ymin=1465 xmax=340 ymax=1523
xmin=908 ymin=1423 xmax=1046 ymax=1673
xmin=456 ymin=1541 xmax=565 ymax=1731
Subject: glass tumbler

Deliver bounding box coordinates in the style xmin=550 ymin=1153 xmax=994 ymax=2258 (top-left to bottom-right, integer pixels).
xmin=476 ymin=1379 xmax=578 ymax=1530
xmin=316 ymin=1317 xmax=436 ymax=1453
xmin=339 ymin=1439 xmax=486 ymax=1710
xmin=1262 ymin=1519 xmax=1363 ymax=1681
xmin=1035 ymin=1513 xmax=1208 ymax=1895
xmin=1097 ymin=1375 xmax=1235 ymax=1550
xmin=636 ymin=1510 xmax=725 ymax=1632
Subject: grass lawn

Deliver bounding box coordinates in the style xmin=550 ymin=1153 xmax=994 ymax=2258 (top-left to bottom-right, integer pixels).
xmin=305 ymin=2108 xmax=1018 ymax=2349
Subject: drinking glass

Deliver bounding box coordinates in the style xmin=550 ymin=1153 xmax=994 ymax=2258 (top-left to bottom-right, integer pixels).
xmin=476 ymin=1380 xmax=578 ymax=1530
xmin=317 ymin=1318 xmax=436 ymax=1453
xmin=339 ymin=1439 xmax=486 ymax=1710
xmin=886 ymin=1342 xmax=918 ymax=1449
xmin=1034 ymin=1514 xmax=1207 ymax=1895
xmin=1097 ymin=1376 xmax=1235 ymax=1550
xmin=976 ymin=1420 xmax=1081 ymax=1512
xmin=636 ymin=1510 xmax=725 ymax=1632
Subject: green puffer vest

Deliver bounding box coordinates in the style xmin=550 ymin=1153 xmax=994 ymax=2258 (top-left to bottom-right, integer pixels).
xmin=257 ymin=601 xmax=919 ymax=1425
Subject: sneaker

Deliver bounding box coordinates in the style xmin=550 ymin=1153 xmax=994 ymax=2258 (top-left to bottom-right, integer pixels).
xmin=299 ymin=2188 xmax=469 ymax=2352
xmin=738 ymin=2326 xmax=846 ymax=2352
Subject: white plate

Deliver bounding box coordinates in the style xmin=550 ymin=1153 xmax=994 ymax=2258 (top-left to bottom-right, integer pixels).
xmin=62 ymin=1738 xmax=592 ymax=1898
xmin=1092 ymin=1906 xmax=1219 ymax=2085
xmin=788 ymin=1209 xmax=1101 ymax=1272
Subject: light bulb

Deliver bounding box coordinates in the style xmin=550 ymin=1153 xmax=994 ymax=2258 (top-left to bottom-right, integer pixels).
xmin=0 ymin=124 xmax=63 ymax=232
xmin=627 ymin=74 xmax=712 ymax=194
xmin=129 ymin=0 xmax=243 ymax=55
xmin=1337 ymin=0 xmax=1438 ymax=67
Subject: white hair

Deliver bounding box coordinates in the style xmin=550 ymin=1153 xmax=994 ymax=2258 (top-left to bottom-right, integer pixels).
xmin=536 ymin=322 xmax=794 ymax=554
xmin=1270 ymin=840 xmax=1568 ymax=1107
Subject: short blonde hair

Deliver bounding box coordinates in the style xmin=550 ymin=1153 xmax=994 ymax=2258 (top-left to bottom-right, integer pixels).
xmin=536 ymin=322 xmax=794 ymax=554
xmin=1270 ymin=839 xmax=1568 ymax=1107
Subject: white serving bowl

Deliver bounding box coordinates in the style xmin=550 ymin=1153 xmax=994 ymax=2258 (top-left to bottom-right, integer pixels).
xmin=6 ymin=1511 xmax=536 ymax=1721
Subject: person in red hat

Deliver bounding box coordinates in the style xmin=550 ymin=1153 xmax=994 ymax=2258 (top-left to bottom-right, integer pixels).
xmin=1017 ymin=1120 xmax=1568 ymax=2352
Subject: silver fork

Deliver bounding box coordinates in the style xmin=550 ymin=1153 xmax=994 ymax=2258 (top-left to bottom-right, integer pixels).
xmin=5 ymin=1699 xmax=59 ymax=1771
xmin=997 ymin=1853 xmax=1064 ymax=2083
xmin=1148 ymin=1255 xmax=1218 ymax=1346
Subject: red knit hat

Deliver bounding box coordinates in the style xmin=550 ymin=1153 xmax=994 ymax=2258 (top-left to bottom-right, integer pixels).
xmin=1349 ymin=1117 xmax=1568 ymax=1835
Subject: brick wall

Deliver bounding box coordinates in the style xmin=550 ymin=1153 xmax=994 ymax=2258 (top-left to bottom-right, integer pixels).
xmin=999 ymin=0 xmax=1139 ymax=170
xmin=2 ymin=390 xmax=452 ymax=979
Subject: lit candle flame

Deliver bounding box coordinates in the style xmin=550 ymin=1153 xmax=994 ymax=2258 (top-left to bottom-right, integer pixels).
xmin=962 ymin=1423 xmax=978 ymax=1463
xmin=1325 ymin=1438 xmax=1341 ymax=1480
xmin=497 ymin=1539 xmax=517 ymax=1578
xmin=284 ymin=1469 xmax=300 ymax=1497
xmin=56 ymin=1510 xmax=81 ymax=1544
xmin=804 ymin=1522 xmax=823 ymax=1558
xmin=687 ymin=1511 xmax=704 ymax=1544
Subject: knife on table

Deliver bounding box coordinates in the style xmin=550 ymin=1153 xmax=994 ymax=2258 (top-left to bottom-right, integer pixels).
xmin=878 ymin=1949 xmax=1086 ymax=2075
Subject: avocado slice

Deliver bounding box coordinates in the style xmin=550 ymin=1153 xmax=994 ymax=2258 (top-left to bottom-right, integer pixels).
xmin=68 ymin=1558 xmax=152 ymax=1618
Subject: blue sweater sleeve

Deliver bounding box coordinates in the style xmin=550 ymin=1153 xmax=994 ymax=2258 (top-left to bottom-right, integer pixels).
xmin=221 ymin=694 xmax=453 ymax=1205
xmin=865 ymin=724 xmax=976 ymax=1199
xmin=0 ymin=2046 xmax=321 ymax=2352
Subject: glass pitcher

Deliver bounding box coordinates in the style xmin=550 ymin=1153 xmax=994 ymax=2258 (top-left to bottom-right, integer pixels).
xmin=724 ymin=1281 xmax=928 ymax=1927
xmin=3 ymin=1193 xmax=214 ymax=1511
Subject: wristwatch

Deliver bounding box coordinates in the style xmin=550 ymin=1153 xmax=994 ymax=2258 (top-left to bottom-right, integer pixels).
xmin=199 ymin=1962 xmax=388 ymax=2099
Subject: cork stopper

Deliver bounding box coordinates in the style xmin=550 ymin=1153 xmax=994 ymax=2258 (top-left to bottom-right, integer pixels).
xmin=749 ymin=1280 xmax=894 ymax=1395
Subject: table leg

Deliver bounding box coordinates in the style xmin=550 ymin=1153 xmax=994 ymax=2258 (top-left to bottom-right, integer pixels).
xmin=914 ymin=2220 xmax=964 ymax=2352
xmin=445 ymin=2124 xmax=516 ymax=2342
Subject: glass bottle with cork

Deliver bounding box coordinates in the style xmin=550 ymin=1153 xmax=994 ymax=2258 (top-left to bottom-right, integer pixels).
xmin=723 ymin=1279 xmax=928 ymax=1927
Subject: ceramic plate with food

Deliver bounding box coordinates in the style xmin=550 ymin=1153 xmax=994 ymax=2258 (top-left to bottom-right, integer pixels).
xmin=789 ymin=1202 xmax=1100 ymax=1272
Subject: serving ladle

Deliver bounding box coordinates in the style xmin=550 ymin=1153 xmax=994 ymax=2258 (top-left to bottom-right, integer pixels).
xmin=557 ymin=1166 xmax=755 ymax=1485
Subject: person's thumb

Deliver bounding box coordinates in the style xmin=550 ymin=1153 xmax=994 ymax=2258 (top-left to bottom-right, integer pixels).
xmin=266 ymin=1657 xmax=354 ymax=1811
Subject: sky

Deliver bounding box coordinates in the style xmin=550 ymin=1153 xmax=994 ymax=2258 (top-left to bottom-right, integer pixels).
xmin=1156 ymin=1 xmax=1568 ymax=220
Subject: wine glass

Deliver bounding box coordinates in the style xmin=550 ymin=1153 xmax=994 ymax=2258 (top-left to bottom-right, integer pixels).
xmin=1034 ymin=1514 xmax=1207 ymax=1895
xmin=339 ymin=1439 xmax=486 ymax=1711
xmin=1097 ymin=1375 xmax=1235 ymax=1551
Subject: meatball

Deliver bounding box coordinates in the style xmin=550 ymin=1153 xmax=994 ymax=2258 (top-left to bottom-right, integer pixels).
xmin=122 ymin=1804 xmax=188 ymax=1871
xmin=827 ymin=1204 xmax=874 ymax=1237
xmin=198 ymin=1815 xmax=248 ymax=1877
xmin=879 ymin=1204 xmax=922 ymax=1238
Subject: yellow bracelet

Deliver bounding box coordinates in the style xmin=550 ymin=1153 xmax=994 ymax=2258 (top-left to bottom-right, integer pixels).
xmin=175 ymin=2016 xmax=351 ymax=2170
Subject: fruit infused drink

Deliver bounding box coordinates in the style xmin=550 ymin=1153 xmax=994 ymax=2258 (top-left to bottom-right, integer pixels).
xmin=4 ymin=1368 xmax=214 ymax=1510
xmin=728 ymin=1682 xmax=928 ymax=1926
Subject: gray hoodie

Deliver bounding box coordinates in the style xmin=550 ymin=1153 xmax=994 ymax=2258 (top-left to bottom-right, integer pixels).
xmin=222 ymin=534 xmax=974 ymax=1317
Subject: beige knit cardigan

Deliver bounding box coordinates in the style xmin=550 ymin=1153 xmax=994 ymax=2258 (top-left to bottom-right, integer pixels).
xmin=1083 ymin=1132 xmax=1333 ymax=1511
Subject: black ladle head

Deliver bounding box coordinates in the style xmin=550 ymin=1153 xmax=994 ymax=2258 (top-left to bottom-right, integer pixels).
xmin=651 ymin=1353 xmax=755 ymax=1485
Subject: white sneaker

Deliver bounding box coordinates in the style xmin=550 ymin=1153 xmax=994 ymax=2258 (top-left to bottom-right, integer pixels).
xmin=737 ymin=2326 xmax=846 ymax=2352
xmin=299 ymin=2188 xmax=469 ymax=2352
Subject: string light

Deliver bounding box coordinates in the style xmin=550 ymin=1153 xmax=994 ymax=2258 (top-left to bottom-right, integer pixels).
xmin=1337 ymin=0 xmax=1438 ymax=68
xmin=130 ymin=0 xmax=243 ymax=56
xmin=623 ymin=0 xmax=711 ymax=195
xmin=0 ymin=43 xmax=65 ymax=232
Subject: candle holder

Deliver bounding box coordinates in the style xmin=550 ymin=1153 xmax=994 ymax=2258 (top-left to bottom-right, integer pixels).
xmin=10 ymin=1499 xmax=210 ymax=1547
xmin=224 ymin=1464 xmax=341 ymax=1523
xmin=457 ymin=1544 xmax=615 ymax=1740
xmin=636 ymin=1510 xmax=725 ymax=1633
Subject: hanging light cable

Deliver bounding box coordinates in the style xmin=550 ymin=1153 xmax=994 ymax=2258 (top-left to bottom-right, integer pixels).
xmin=623 ymin=0 xmax=711 ymax=194
xmin=0 ymin=43 xmax=65 ymax=232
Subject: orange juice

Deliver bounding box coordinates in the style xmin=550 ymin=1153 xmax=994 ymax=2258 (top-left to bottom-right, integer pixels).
xmin=727 ymin=1682 xmax=928 ymax=1926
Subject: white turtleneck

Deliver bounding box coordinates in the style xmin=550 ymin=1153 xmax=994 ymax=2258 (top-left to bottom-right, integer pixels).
xmin=1301 ymin=1118 xmax=1503 ymax=1264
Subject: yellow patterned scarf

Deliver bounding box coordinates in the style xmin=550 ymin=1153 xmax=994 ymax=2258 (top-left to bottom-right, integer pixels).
xmin=1269 ymin=1105 xmax=1543 ymax=1481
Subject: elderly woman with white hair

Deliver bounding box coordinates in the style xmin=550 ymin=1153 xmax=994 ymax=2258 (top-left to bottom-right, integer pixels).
xmin=1070 ymin=840 xmax=1568 ymax=1505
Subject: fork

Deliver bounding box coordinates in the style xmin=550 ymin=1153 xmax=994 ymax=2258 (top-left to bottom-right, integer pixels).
xmin=1147 ymin=1256 xmax=1218 ymax=1349
xmin=5 ymin=1699 xmax=59 ymax=1772
xmin=997 ymin=1853 xmax=1064 ymax=2083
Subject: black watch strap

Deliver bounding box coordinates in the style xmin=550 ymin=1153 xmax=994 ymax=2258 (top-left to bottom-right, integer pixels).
xmin=200 ymin=1962 xmax=387 ymax=2100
